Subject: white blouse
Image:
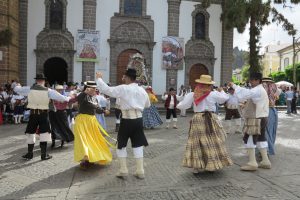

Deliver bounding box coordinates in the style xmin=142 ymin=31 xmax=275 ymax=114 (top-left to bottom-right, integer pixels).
xmin=177 ymin=90 xmax=229 ymax=112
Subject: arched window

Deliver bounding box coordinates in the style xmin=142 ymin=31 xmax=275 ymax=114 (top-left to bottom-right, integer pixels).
xmin=50 ymin=0 xmax=63 ymax=29
xmin=284 ymin=58 xmax=289 ymax=67
xmin=195 ymin=13 xmax=205 ymax=39
xmin=124 ymin=0 xmax=142 ymax=16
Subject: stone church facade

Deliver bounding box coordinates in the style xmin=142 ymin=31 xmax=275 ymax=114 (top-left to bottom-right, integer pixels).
xmin=2 ymin=0 xmax=232 ymax=94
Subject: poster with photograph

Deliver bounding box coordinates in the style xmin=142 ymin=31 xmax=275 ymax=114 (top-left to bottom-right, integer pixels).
xmin=162 ymin=36 xmax=184 ymax=69
xmin=76 ymin=30 xmax=100 ymax=62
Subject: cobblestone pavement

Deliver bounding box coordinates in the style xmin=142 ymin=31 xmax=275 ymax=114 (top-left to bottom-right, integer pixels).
xmin=0 ymin=111 xmax=300 ymax=200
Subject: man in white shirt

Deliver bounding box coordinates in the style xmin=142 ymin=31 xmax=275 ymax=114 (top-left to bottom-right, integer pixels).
xmin=229 ymin=72 xmax=271 ymax=171
xmin=96 ymin=68 xmax=150 ymax=179
xmin=285 ymin=87 xmax=294 ymax=114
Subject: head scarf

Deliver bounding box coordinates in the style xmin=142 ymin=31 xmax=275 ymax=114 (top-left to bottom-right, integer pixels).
xmin=193 ymin=83 xmax=211 ymax=106
xmin=262 ymin=81 xmax=279 ymax=107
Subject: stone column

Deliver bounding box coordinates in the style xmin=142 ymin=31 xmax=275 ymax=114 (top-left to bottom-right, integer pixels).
xmin=19 ymin=0 xmax=28 ymax=85
xmin=220 ymin=23 xmax=233 ymax=85
xmin=82 ymin=0 xmax=97 ymax=81
xmin=166 ymin=0 xmax=181 ymax=91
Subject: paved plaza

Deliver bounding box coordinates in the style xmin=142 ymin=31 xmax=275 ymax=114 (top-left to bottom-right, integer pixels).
xmin=0 ymin=111 xmax=300 ymax=200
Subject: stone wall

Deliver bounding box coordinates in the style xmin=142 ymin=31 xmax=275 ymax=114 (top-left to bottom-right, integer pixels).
xmin=19 ymin=0 xmax=28 ymax=85
xmin=220 ymin=22 xmax=233 ymax=85
xmin=0 ymin=0 xmax=19 ymax=84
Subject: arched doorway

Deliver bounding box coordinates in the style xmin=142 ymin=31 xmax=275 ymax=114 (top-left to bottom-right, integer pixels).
xmin=116 ymin=49 xmax=141 ymax=85
xmin=189 ymin=64 xmax=209 ymax=90
xmin=44 ymin=57 xmax=68 ymax=85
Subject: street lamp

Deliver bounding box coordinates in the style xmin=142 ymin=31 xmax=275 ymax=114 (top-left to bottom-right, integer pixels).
xmin=292 ymin=36 xmax=300 ymax=86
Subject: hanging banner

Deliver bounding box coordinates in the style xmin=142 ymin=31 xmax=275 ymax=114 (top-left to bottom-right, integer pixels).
xmin=76 ymin=29 xmax=100 ymax=62
xmin=162 ymin=36 xmax=184 ymax=70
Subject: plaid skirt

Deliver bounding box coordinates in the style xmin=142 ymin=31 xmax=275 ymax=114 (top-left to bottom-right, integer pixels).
xmin=183 ymin=112 xmax=233 ymax=171
xmin=143 ymin=105 xmax=163 ymax=128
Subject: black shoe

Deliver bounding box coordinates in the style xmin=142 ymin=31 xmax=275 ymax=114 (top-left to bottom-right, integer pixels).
xmin=41 ymin=154 xmax=52 ymax=160
xmin=22 ymin=153 xmax=33 ymax=160
xmin=60 ymin=141 xmax=65 ymax=148
xmin=51 ymin=140 xmax=55 ymax=149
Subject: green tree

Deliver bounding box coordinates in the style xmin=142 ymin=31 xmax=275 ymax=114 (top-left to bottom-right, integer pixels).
xmin=269 ymin=71 xmax=286 ymax=82
xmin=241 ymin=65 xmax=250 ymax=81
xmin=284 ymin=63 xmax=300 ymax=83
xmin=203 ymin=0 xmax=299 ymax=74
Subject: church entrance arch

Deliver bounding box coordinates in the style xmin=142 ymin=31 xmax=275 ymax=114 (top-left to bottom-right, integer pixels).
xmin=44 ymin=57 xmax=68 ymax=86
xmin=116 ymin=49 xmax=141 ymax=85
xmin=189 ymin=64 xmax=209 ymax=90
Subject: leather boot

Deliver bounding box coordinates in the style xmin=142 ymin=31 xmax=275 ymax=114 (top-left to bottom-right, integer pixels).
xmin=115 ymin=123 xmax=120 ymax=132
xmin=116 ymin=157 xmax=128 ymax=178
xmin=241 ymin=148 xmax=258 ymax=171
xmin=259 ymin=148 xmax=271 ymax=169
xmin=22 ymin=144 xmax=34 ymax=160
xmin=134 ymin=158 xmax=145 ymax=179
xmin=40 ymin=142 xmax=52 ymax=160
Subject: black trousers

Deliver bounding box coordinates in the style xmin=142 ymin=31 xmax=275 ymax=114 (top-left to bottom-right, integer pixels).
xmin=25 ymin=112 xmax=51 ymax=134
xmin=243 ymin=117 xmax=268 ymax=144
xmin=166 ymin=108 xmax=177 ymax=119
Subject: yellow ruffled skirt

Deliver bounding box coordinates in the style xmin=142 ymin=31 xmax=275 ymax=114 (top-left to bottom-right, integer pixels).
xmin=74 ymin=114 xmax=112 ymax=164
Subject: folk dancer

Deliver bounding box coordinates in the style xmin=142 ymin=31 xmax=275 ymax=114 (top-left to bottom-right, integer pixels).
xmin=50 ymin=85 xmax=75 ymax=148
xmin=96 ymin=69 xmax=150 ymax=179
xmin=11 ymin=92 xmax=26 ymax=124
xmin=114 ymin=98 xmax=122 ymax=132
xmin=224 ymin=87 xmax=242 ymax=134
xmin=177 ymin=75 xmax=233 ymax=173
xmin=14 ymin=73 xmax=72 ymax=160
xmin=262 ymin=77 xmax=281 ymax=155
xmin=162 ymin=88 xmax=184 ymax=129
xmin=229 ymin=72 xmax=271 ymax=171
xmin=178 ymin=85 xmax=187 ymax=117
xmin=95 ymin=89 xmax=110 ymax=130
xmin=73 ymin=81 xmax=113 ymax=169
xmin=142 ymin=86 xmax=163 ymax=129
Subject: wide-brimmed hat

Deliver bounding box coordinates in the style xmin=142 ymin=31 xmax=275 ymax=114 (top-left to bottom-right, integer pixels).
xmin=195 ymin=75 xmax=215 ymax=85
xmin=34 ymin=73 xmax=46 ymax=80
xmin=262 ymin=77 xmax=274 ymax=82
xmin=55 ymin=85 xmax=64 ymax=90
xmin=84 ymin=81 xmax=97 ymax=88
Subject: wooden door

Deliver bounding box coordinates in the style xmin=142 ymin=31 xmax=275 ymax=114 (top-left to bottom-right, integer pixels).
xmin=189 ymin=64 xmax=209 ymax=90
xmin=116 ymin=49 xmax=140 ymax=85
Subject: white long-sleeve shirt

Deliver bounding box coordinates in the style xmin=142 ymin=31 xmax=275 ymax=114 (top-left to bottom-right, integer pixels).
xmin=232 ymin=84 xmax=269 ymax=118
xmin=96 ymin=78 xmax=150 ymax=111
xmin=161 ymin=94 xmax=184 ymax=109
xmin=226 ymin=93 xmax=239 ymax=109
xmin=177 ymin=91 xmax=229 ymax=112
xmin=14 ymin=85 xmax=70 ymax=102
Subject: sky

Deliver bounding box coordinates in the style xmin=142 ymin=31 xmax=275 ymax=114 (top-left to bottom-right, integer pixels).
xmin=233 ymin=3 xmax=300 ymax=53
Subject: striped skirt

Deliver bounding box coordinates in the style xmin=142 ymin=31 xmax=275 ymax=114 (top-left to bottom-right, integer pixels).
xmin=143 ymin=105 xmax=163 ymax=128
xmin=182 ymin=112 xmax=233 ymax=171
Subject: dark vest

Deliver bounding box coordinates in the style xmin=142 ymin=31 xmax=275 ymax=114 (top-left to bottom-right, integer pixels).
xmin=165 ymin=94 xmax=177 ymax=109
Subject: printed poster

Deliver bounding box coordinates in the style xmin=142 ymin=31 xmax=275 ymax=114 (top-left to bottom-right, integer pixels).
xmin=76 ymin=30 xmax=100 ymax=62
xmin=162 ymin=36 xmax=184 ymax=69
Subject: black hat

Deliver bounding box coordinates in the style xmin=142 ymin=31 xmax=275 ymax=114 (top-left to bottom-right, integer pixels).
xmin=125 ymin=68 xmax=137 ymax=80
xmin=84 ymin=81 xmax=97 ymax=88
xmin=249 ymin=72 xmax=262 ymax=80
xmin=34 ymin=73 xmax=47 ymax=80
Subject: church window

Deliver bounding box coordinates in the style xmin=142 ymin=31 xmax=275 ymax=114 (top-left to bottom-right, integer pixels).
xmin=284 ymin=58 xmax=289 ymax=67
xmin=124 ymin=0 xmax=142 ymax=16
xmin=195 ymin=13 xmax=205 ymax=39
xmin=50 ymin=0 xmax=63 ymax=29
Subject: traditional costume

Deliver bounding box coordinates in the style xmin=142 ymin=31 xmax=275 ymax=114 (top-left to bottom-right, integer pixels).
xmin=50 ymin=85 xmax=75 ymax=148
xmin=96 ymin=68 xmax=150 ymax=179
xmin=14 ymin=74 xmax=71 ymax=160
xmin=224 ymin=87 xmax=242 ymax=134
xmin=143 ymin=86 xmax=163 ymax=129
xmin=177 ymin=75 xmax=233 ymax=173
xmin=233 ymin=72 xmax=271 ymax=171
xmin=162 ymin=88 xmax=183 ymax=129
xmin=114 ymin=99 xmax=122 ymax=132
xmin=11 ymin=93 xmax=26 ymax=124
xmin=73 ymin=81 xmax=112 ymax=169
xmin=95 ymin=92 xmax=109 ymax=130
xmin=262 ymin=77 xmax=281 ymax=155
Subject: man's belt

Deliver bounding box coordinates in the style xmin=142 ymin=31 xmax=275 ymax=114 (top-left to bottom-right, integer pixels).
xmin=227 ymin=105 xmax=239 ymax=109
xmin=122 ymin=109 xmax=142 ymax=119
xmin=30 ymin=109 xmax=48 ymax=115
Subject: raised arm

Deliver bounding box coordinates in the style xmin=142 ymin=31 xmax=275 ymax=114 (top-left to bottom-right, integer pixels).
xmin=232 ymin=84 xmax=261 ymax=102
xmin=48 ymin=89 xmax=70 ymax=102
xmin=177 ymin=92 xmax=194 ymax=110
xmin=14 ymin=85 xmax=30 ymax=96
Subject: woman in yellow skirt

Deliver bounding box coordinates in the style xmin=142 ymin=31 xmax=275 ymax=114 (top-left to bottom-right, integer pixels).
xmin=74 ymin=81 xmax=112 ymax=169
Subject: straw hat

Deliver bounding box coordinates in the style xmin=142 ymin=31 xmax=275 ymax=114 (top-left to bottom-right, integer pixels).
xmin=195 ymin=75 xmax=215 ymax=85
xmin=55 ymin=85 xmax=64 ymax=90
xmin=84 ymin=81 xmax=97 ymax=88
xmin=262 ymin=77 xmax=274 ymax=82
